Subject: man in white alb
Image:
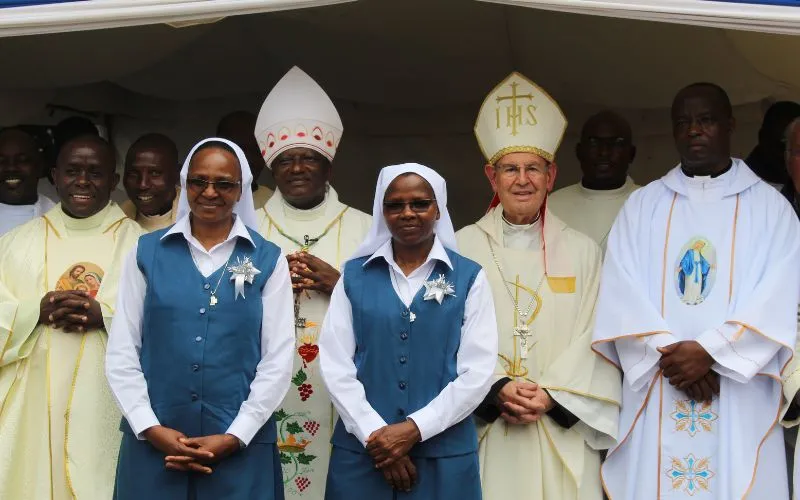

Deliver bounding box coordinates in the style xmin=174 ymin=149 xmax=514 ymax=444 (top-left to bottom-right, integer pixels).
xmin=0 ymin=128 xmax=54 ymax=235
xmin=594 ymin=82 xmax=800 ymax=499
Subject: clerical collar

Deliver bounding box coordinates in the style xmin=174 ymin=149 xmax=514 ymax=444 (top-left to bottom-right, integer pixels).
xmin=61 ymin=202 xmax=112 ymax=231
xmin=680 ymin=160 xmax=732 ymax=179
xmin=501 ymin=212 xmax=542 ymax=251
xmin=282 ymin=190 xmax=329 ymax=221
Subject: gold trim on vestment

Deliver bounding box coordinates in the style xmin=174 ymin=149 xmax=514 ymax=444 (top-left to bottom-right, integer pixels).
xmin=43 ymin=215 xmax=61 ymax=240
xmin=727 ymin=320 xmax=795 ymax=375
xmin=63 ymin=333 xmax=88 ymax=499
xmin=656 ymin=376 xmax=663 ymax=499
xmin=660 ymin=193 xmax=678 ymax=316
xmin=542 ymin=386 xmax=621 ymax=406
xmin=46 ymin=329 xmax=54 ymax=500
xmin=488 ymin=146 xmax=554 ymax=165
xmin=742 ymin=373 xmax=783 ymax=499
xmin=546 ymin=276 xmax=575 ymax=294
xmin=729 ymin=195 xmax=740 ymax=303
xmin=540 ymin=417 xmax=578 ymax=487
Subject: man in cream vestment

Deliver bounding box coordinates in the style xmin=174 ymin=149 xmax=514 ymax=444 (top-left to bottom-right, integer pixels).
xmin=255 ymin=66 xmax=371 ymax=497
xmin=0 ymin=135 xmax=142 ymax=499
xmin=120 ymin=133 xmax=180 ymax=232
xmin=457 ymin=72 xmax=620 ymax=500
xmin=548 ymin=111 xmax=639 ymax=252
xmin=594 ymin=83 xmax=799 ymax=500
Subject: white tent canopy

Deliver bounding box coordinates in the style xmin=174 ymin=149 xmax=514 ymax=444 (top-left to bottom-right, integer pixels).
xmin=1 ymin=0 xmax=798 ymax=226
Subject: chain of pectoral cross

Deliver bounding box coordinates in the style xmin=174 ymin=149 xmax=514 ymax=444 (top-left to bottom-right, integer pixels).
xmin=488 ymin=238 xmax=545 ymax=360
xmin=293 ymin=235 xmax=319 ymax=329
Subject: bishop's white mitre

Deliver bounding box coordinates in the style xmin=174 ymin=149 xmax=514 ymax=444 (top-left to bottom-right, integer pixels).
xmin=474 ymin=72 xmax=567 ymax=164
xmin=255 ymin=66 xmax=343 ymax=167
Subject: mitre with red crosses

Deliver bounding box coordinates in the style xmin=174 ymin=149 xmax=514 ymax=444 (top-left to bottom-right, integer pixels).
xmin=255 ymin=66 xmax=343 ymax=168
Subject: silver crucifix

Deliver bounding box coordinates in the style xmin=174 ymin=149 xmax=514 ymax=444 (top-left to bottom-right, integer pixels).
xmin=514 ymin=324 xmax=532 ymax=359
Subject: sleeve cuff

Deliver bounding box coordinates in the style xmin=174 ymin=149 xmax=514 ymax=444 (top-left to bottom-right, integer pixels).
xmin=128 ymin=406 xmax=160 ymax=440
xmin=353 ymin=412 xmax=387 ymax=447
xmin=226 ymin=412 xmax=264 ymax=447
xmin=408 ymin=406 xmax=440 ymax=442
xmin=473 ymin=377 xmax=511 ymax=423
xmin=543 ymin=389 xmax=580 ymax=429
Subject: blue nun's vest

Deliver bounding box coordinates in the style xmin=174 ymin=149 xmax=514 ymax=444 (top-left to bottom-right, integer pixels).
xmin=326 ymin=248 xmax=483 ymax=500
xmin=114 ymin=226 xmax=284 ymax=500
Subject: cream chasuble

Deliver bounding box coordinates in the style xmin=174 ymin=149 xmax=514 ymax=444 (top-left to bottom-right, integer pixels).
xmin=456 ymin=206 xmax=620 ymax=500
xmin=593 ymin=159 xmax=799 ymax=500
xmin=548 ymin=177 xmax=639 ymax=252
xmin=0 ymin=202 xmax=142 ymax=500
xmin=120 ymin=187 xmax=180 ymax=232
xmin=257 ymin=186 xmax=370 ymax=497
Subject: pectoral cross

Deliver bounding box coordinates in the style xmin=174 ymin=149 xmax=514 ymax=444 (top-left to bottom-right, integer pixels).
xmin=514 ymin=324 xmax=532 ymax=360
xmin=301 ymin=235 xmax=319 ymax=252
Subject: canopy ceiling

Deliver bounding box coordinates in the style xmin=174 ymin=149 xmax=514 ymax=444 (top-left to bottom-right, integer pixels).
xmin=0 ymin=0 xmax=797 ymax=226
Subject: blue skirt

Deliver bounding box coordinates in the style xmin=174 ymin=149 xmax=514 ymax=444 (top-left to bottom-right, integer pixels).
xmin=325 ymin=446 xmax=481 ymax=500
xmin=113 ymin=432 xmax=285 ymax=500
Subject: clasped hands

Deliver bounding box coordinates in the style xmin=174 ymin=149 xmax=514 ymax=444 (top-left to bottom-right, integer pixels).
xmin=496 ymin=381 xmax=553 ymax=425
xmin=143 ymin=425 xmax=240 ymax=475
xmin=365 ymin=420 xmax=422 ymax=493
xmin=39 ymin=291 xmax=103 ymax=332
xmin=657 ymin=341 xmax=720 ymax=402
xmin=287 ymin=252 xmax=340 ymax=295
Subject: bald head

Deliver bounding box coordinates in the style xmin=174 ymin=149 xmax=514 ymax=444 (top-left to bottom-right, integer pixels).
xmin=671 ymin=82 xmax=735 ymax=176
xmin=0 ymin=127 xmax=44 ymax=205
xmin=576 ymin=110 xmax=636 ymax=189
xmin=124 ymin=133 xmax=179 ymax=217
xmin=216 ymin=111 xmax=265 ymax=183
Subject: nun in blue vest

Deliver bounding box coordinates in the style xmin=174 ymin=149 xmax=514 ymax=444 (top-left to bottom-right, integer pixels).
xmin=319 ymin=163 xmax=499 ymax=499
xmin=106 ymin=137 xmax=295 ymax=500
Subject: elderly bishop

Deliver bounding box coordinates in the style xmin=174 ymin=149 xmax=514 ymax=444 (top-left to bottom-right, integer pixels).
xmin=456 ymin=72 xmax=621 ymax=500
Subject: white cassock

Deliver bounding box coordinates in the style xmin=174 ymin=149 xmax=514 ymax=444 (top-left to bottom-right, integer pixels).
xmin=0 ymin=195 xmax=55 ymax=235
xmin=547 ymin=177 xmax=639 ymax=252
xmin=456 ymin=207 xmax=621 ymax=500
xmin=256 ymin=187 xmax=371 ymax=497
xmin=593 ymin=158 xmax=800 ymax=500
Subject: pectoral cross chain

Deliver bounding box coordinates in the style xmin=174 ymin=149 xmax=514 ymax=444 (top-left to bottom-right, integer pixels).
xmin=302 ymin=235 xmax=319 ymax=252
xmin=514 ymin=324 xmax=532 ymax=359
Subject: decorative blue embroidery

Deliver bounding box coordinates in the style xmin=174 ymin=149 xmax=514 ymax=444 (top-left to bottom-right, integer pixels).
xmin=666 ymin=454 xmax=715 ymax=496
xmin=671 ymin=400 xmax=718 ymax=437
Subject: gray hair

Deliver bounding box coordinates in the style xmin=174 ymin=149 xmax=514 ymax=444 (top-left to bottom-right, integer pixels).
xmin=785 ymin=117 xmax=800 ymax=153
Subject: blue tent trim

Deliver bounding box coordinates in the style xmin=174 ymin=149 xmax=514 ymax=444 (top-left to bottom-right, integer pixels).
xmin=712 ymin=0 xmax=800 ymax=5
xmin=0 ymin=0 xmax=84 ymax=7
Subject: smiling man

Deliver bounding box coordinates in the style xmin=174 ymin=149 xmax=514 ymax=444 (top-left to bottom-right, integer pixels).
xmin=254 ymin=66 xmax=371 ymax=497
xmin=593 ymin=82 xmax=800 ymax=499
xmin=456 ymin=72 xmax=620 ymax=500
xmin=0 ymin=134 xmax=142 ymax=499
xmin=548 ymin=111 xmax=639 ymax=252
xmin=0 ymin=127 xmax=55 ymax=235
xmin=120 ymin=133 xmax=180 ymax=231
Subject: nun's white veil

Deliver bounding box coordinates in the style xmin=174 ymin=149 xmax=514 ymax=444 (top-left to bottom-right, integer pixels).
xmin=175 ymin=137 xmax=258 ymax=228
xmin=350 ymin=163 xmax=457 ymax=260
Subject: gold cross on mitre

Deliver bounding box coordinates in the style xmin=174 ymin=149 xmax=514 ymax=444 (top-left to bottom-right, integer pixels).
xmin=474 ymin=72 xmax=568 ymax=166
xmin=495 ymin=81 xmax=536 ymax=136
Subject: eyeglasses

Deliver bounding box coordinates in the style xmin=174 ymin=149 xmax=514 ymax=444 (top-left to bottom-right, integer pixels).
xmin=186 ymin=177 xmax=241 ymax=194
xmin=383 ymin=199 xmax=436 ymax=214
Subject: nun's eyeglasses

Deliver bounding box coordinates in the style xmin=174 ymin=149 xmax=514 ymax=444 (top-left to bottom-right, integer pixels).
xmin=186 ymin=177 xmax=241 ymax=194
xmin=383 ymin=199 xmax=436 ymax=214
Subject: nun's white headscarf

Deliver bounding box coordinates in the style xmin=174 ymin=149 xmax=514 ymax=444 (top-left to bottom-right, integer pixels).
xmin=350 ymin=163 xmax=457 ymax=260
xmin=176 ymin=137 xmax=258 ymax=228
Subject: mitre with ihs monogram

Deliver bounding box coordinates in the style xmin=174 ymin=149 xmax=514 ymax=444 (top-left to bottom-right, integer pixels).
xmin=474 ymin=72 xmax=567 ymax=165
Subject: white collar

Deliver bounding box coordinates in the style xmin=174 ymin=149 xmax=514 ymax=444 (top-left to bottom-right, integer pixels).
xmin=162 ymin=214 xmax=255 ymax=248
xmin=364 ymin=236 xmax=453 ymax=271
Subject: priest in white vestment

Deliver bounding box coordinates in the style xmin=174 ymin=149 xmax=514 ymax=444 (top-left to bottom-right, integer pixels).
xmin=457 ymin=72 xmax=621 ymax=500
xmin=120 ymin=133 xmax=180 ymax=232
xmin=0 ymin=135 xmax=142 ymax=500
xmin=594 ymin=83 xmax=800 ymax=500
xmin=0 ymin=128 xmax=55 ymax=235
xmin=548 ymin=111 xmax=639 ymax=252
xmin=254 ymin=66 xmax=371 ymax=497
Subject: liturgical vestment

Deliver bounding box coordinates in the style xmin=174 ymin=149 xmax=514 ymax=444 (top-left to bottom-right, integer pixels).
xmin=257 ymin=187 xmax=371 ymax=497
xmin=593 ymin=159 xmax=799 ymax=499
xmin=456 ymin=206 xmax=621 ymax=500
xmin=0 ymin=202 xmax=142 ymax=500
